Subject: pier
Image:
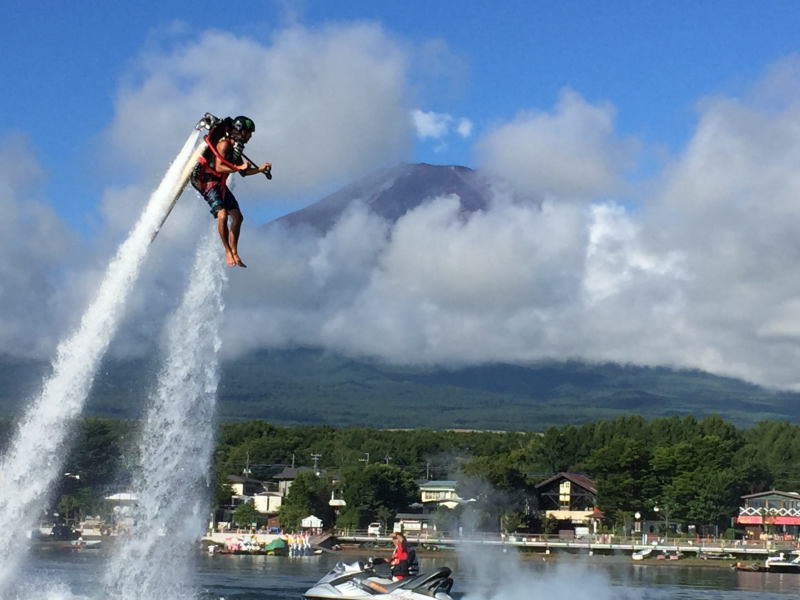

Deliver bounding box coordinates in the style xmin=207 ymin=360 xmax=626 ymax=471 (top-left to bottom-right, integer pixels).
xmin=334 ymin=531 xmax=794 ymax=558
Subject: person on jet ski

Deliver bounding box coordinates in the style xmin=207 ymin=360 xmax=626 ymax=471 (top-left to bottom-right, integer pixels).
xmin=190 ymin=115 xmax=271 ymax=268
xmin=390 ymin=533 xmax=410 ymax=581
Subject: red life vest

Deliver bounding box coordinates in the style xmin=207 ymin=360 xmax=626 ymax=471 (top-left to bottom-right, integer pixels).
xmin=195 ymin=134 xmax=243 ymax=188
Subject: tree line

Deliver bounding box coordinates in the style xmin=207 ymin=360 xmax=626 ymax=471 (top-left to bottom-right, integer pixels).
xmin=3 ymin=415 xmax=798 ymax=532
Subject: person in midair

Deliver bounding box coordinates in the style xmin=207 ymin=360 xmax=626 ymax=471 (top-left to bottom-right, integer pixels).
xmin=190 ymin=116 xmax=271 ymax=267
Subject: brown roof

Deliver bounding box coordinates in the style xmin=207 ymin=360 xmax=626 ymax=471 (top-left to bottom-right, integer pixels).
xmin=534 ymin=472 xmax=597 ymax=494
xmin=227 ymin=474 xmax=263 ymax=484
xmin=741 ymin=489 xmax=800 ymax=500
xmin=273 ymin=466 xmax=317 ymax=480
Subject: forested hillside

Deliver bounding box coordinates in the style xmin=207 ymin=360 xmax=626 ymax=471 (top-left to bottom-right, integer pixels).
xmin=1 ymin=350 xmax=798 ymax=429
xmin=15 ymin=415 xmax=800 ymax=533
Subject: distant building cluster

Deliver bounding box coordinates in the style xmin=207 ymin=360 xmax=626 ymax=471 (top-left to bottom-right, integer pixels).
xmin=109 ymin=466 xmax=800 ymax=539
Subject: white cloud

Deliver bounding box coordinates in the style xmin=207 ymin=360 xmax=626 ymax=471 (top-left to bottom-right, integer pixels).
xmin=456 ymin=118 xmax=473 ymax=138
xmin=213 ymin=62 xmax=800 ymax=391
xmin=11 ymin=28 xmax=800 ymax=398
xmin=0 ymin=135 xmax=85 ymax=357
xmin=475 ymin=89 xmax=637 ymax=199
xmin=412 ymin=109 xmax=453 ymax=139
xmin=103 ymin=23 xmax=415 ymax=200
xmin=411 ymin=109 xmax=473 ymax=142
xmin=0 ymin=22 xmax=423 ymax=360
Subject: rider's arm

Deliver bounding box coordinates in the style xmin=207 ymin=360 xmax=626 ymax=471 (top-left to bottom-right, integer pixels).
xmin=239 ymin=161 xmax=271 ymax=177
xmin=212 ymin=139 xmax=247 ymax=174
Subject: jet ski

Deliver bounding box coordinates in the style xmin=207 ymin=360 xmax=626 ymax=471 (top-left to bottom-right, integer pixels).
xmin=304 ymin=557 xmax=454 ymax=600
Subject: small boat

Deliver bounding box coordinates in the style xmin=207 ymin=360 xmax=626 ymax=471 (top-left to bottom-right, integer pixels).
xmin=631 ymin=548 xmax=653 ymax=561
xmin=700 ymin=551 xmax=736 ymax=560
xmin=764 ymin=552 xmax=800 ymax=573
xmin=734 ymin=561 xmax=765 ymax=572
xmin=736 ymin=552 xmax=800 ymax=573
xmin=28 ymin=526 xmax=101 ymax=551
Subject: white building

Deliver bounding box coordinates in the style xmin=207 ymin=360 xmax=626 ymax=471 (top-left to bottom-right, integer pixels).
xmin=419 ymin=480 xmax=462 ymax=510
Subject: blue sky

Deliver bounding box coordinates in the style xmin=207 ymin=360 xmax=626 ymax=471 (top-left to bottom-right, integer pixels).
xmin=5 ymin=1 xmax=800 ymax=231
xmin=7 ymin=1 xmax=800 ymax=388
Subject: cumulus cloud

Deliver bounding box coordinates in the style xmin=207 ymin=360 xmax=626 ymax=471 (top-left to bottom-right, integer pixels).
xmin=214 ymin=61 xmax=800 ymax=391
xmin=411 ymin=109 xmax=473 ymax=141
xmin=456 ymin=118 xmax=473 ymax=138
xmin=0 ymin=21 xmax=424 ymax=360
xmin=9 ymin=22 xmax=800 ymax=398
xmin=476 ymin=89 xmax=637 ymax=199
xmin=0 ymin=135 xmax=85 ymax=357
xmin=103 ymin=23 xmax=415 ymax=201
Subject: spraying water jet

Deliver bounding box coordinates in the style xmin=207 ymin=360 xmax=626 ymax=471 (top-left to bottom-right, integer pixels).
xmin=0 ymin=117 xmax=211 ymax=595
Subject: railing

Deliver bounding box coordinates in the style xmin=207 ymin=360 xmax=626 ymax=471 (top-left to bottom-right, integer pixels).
xmin=334 ymin=529 xmax=800 ymax=555
xmin=739 ymin=506 xmax=800 ymax=517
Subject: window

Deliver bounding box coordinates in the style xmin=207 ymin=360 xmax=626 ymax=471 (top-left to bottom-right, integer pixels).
xmin=559 ymin=481 xmax=571 ymax=510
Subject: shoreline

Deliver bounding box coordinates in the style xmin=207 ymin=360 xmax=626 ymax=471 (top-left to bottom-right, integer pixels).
xmin=332 ymin=543 xmax=747 ymax=570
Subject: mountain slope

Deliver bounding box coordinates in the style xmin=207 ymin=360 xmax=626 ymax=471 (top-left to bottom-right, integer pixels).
xmin=271 ymin=163 xmax=495 ymax=232
xmin=0 ymin=350 xmax=796 ymax=430
xmin=3 ymin=165 xmax=794 ymax=430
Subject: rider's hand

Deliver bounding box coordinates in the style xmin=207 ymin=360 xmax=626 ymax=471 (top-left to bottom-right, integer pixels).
xmin=260 ymin=162 xmax=272 ymax=173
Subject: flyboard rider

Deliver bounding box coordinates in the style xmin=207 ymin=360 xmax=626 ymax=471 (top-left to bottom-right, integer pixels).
xmin=191 ymin=115 xmax=271 ymax=268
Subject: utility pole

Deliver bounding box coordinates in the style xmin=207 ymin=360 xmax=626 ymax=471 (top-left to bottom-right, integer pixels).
xmin=311 ymin=453 xmax=322 ymax=475
xmin=359 ymin=452 xmax=370 ymax=467
xmin=426 ymin=461 xmax=431 ymax=480
xmin=242 ymin=452 xmax=252 ymax=478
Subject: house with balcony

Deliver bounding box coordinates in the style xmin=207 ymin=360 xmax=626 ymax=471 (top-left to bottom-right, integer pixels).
xmin=534 ymin=472 xmax=601 ymax=534
xmin=735 ymin=490 xmax=800 ymax=538
xmin=419 ymin=480 xmax=462 ymax=511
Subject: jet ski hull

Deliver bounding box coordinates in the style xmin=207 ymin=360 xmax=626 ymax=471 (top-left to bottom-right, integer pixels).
xmin=304 ymin=560 xmax=454 ymax=600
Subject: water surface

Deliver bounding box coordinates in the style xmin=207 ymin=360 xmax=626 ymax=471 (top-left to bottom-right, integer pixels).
xmin=14 ymin=550 xmax=800 ymax=599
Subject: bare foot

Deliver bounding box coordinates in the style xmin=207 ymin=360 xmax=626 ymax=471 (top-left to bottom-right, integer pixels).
xmin=234 ymin=255 xmax=247 ymax=268
xmin=225 ymin=252 xmax=236 ymax=266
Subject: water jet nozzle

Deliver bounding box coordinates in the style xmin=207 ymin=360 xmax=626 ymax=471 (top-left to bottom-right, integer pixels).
xmin=196 ymin=112 xmax=221 ymax=131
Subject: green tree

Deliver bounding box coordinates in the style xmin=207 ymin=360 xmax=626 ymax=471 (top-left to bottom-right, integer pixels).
xmin=278 ymin=471 xmax=333 ymax=530
xmin=233 ymin=501 xmax=259 ymax=529
xmin=586 ymin=437 xmax=653 ymax=515
xmin=336 ymin=506 xmax=362 ymax=532
xmin=501 ymin=511 xmax=524 ymax=534
xmin=341 ymin=464 xmax=418 ymax=528
xmin=461 ymin=454 xmax=526 ymax=491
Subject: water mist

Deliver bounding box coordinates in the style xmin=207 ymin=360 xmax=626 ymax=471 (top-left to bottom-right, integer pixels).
xmin=104 ymin=229 xmax=226 ymax=600
xmin=0 ymin=131 xmax=205 ymax=593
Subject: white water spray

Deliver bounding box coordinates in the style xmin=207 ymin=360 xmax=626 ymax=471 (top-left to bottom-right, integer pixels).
xmin=105 ymin=229 xmax=226 ymax=600
xmin=457 ymin=545 xmax=647 ymax=600
xmin=0 ymin=130 xmax=206 ymax=592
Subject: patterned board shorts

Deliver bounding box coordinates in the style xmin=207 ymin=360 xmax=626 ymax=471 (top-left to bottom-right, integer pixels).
xmin=200 ymin=184 xmax=240 ymax=217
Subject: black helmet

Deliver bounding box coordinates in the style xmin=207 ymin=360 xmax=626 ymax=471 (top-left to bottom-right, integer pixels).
xmin=231 ymin=116 xmax=255 ymax=134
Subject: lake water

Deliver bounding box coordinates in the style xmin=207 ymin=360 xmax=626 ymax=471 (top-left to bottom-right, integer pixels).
xmin=10 ymin=550 xmax=800 ymax=599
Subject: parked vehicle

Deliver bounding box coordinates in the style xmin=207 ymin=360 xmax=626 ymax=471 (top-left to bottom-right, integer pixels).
xmin=49 ymin=525 xmax=81 ymax=541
